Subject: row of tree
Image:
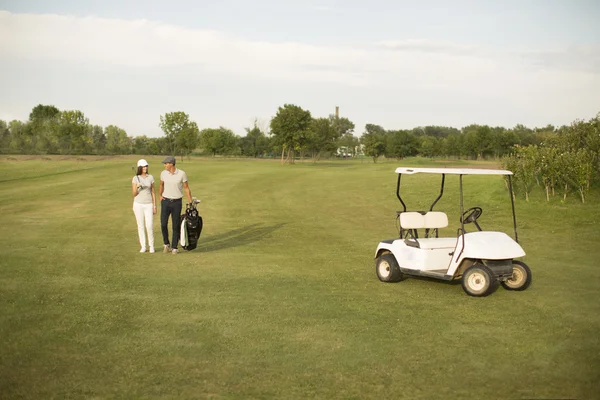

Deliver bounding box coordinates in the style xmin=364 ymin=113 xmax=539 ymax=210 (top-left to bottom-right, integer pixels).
xmin=501 ymin=114 xmax=600 ymax=203
xmin=0 ymin=104 xmax=355 ymax=160
xmin=0 ymin=105 xmax=132 ymax=155
xmin=1 ymin=104 xmax=596 ymax=170
xmin=359 ymin=123 xmax=549 ymax=162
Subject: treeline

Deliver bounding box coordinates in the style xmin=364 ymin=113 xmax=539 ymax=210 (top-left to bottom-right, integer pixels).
xmin=0 ymin=105 xmax=146 ymax=156
xmin=359 ymin=123 xmax=549 ymax=161
xmin=501 ymin=114 xmax=600 ymax=203
xmin=1 ymin=104 xmax=598 ymax=171
xmin=0 ymin=104 xmax=359 ymax=161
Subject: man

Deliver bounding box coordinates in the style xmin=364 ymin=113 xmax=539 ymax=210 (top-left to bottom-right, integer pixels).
xmin=159 ymin=156 xmax=193 ymax=254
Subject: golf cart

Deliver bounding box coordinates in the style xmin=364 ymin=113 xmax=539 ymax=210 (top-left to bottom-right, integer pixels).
xmin=374 ymin=167 xmax=532 ymax=297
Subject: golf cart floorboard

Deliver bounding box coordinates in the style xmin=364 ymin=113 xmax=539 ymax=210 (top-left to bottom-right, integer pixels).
xmin=401 ymin=269 xmax=453 ymax=280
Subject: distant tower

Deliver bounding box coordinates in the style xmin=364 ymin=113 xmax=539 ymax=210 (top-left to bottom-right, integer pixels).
xmin=335 ymin=106 xmax=339 ymax=119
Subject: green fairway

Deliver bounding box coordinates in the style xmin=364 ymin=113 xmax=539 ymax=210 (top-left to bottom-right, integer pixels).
xmin=1 ymin=156 xmax=599 ymax=399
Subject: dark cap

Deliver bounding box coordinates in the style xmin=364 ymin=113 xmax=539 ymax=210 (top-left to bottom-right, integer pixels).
xmin=162 ymin=156 xmax=176 ymax=164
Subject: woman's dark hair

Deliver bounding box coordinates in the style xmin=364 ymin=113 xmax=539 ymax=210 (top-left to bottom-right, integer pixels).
xmin=136 ymin=165 xmax=149 ymax=176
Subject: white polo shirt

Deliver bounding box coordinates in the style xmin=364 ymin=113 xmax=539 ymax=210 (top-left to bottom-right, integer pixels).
xmin=161 ymin=168 xmax=188 ymax=199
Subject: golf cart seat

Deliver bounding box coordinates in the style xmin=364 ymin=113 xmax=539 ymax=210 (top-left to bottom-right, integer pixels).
xmin=400 ymin=211 xmax=452 ymax=249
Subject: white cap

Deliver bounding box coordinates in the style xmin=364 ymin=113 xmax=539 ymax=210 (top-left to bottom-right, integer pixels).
xmin=137 ymin=159 xmax=149 ymax=167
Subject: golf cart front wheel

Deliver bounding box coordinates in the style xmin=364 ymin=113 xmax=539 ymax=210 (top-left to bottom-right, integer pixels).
xmin=461 ymin=264 xmax=498 ymax=297
xmin=501 ymin=260 xmax=532 ymax=291
xmin=376 ymin=254 xmax=403 ymax=283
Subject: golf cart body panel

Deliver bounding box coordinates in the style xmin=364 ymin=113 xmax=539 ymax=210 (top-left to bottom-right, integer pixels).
xmin=374 ymin=167 xmax=532 ymax=296
xmin=375 ymin=231 xmax=525 ymax=277
xmin=457 ymin=231 xmax=525 ymax=260
xmin=376 ymin=239 xmax=454 ymax=273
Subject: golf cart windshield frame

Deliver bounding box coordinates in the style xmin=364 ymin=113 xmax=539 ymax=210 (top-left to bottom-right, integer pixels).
xmin=395 ymin=168 xmax=519 ymax=244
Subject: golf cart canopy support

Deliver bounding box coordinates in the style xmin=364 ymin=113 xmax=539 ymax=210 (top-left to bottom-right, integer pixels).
xmin=394 ymin=167 xmax=519 ymax=244
xmin=394 ymin=167 xmax=513 ymax=175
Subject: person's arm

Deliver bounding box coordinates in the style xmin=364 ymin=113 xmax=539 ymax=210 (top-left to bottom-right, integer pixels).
xmin=159 ymin=180 xmax=164 ymax=201
xmin=183 ymin=181 xmax=193 ymax=203
xmin=151 ymin=182 xmax=157 ymax=214
xmin=132 ymin=181 xmax=139 ymax=198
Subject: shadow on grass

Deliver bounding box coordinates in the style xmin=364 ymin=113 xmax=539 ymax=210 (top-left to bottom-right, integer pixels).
xmin=404 ymin=275 xmax=504 ymax=296
xmin=198 ymin=223 xmax=286 ymax=252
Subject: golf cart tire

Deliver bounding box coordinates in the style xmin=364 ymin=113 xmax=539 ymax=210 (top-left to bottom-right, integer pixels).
xmin=376 ymin=254 xmax=403 ymax=283
xmin=501 ymin=260 xmax=532 ymax=291
xmin=461 ymin=264 xmax=498 ymax=297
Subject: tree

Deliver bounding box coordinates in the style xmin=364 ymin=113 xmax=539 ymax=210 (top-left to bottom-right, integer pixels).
xmin=503 ymin=145 xmax=538 ymax=201
xmin=388 ymin=130 xmax=419 ymax=159
xmin=29 ymin=104 xmax=60 ymax=123
xmin=133 ymin=135 xmax=152 ymax=155
xmin=307 ymin=117 xmax=339 ymax=161
xmin=329 ymin=115 xmax=356 ymax=158
xmin=199 ymin=127 xmax=238 ymax=156
xmin=423 ymin=125 xmax=460 ymax=139
xmin=0 ymin=120 xmax=10 ymax=153
xmin=88 ymin=125 xmax=106 ymax=154
xmin=8 ymin=120 xmax=30 ymax=154
xmin=419 ymin=136 xmax=438 ymax=159
xmin=57 ymin=110 xmax=89 ymax=154
xmin=337 ymin=132 xmax=360 ymax=158
xmin=360 ymin=124 xmax=386 ymax=163
xmin=105 ymin=125 xmax=129 ymax=155
xmin=442 ymin=133 xmax=461 ymax=159
xmin=330 ymin=115 xmax=355 ymax=137
xmin=176 ymin=121 xmax=200 ymax=160
xmin=270 ymin=104 xmax=312 ymax=164
xmin=538 ymin=146 xmax=559 ymax=201
xmin=28 ymin=104 xmax=60 ymax=154
xmin=240 ymin=119 xmax=270 ymax=157
xmin=513 ymin=124 xmax=539 ymax=147
xmin=159 ymin=111 xmax=194 ymax=157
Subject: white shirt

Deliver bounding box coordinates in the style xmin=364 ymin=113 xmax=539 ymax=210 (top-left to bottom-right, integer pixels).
xmin=160 ymin=168 xmax=188 ymax=199
xmin=132 ymin=174 xmax=154 ymax=204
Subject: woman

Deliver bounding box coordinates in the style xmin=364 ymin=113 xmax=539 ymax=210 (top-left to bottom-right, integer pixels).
xmin=132 ymin=159 xmax=157 ymax=253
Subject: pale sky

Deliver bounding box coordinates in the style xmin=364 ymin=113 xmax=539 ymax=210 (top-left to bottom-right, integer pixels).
xmin=1 ymin=0 xmax=599 ymax=138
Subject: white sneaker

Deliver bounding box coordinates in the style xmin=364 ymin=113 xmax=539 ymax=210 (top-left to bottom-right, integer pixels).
xmin=163 ymin=245 xmax=171 ymax=253
xmin=149 ymin=248 xmax=155 ymax=253
xmin=172 ymin=248 xmax=178 ymax=254
xmin=140 ymin=248 xmax=147 ymax=253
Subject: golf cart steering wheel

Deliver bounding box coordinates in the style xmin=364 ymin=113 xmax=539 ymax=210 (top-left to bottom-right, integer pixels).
xmin=460 ymin=206 xmax=483 ymax=231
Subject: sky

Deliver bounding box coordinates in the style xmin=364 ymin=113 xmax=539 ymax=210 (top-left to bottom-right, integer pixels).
xmin=1 ymin=0 xmax=599 ymax=138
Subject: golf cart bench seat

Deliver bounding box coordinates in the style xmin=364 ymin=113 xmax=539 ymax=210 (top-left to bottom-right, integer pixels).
xmin=400 ymin=211 xmax=448 ymax=230
xmin=400 ymin=212 xmax=456 ymax=249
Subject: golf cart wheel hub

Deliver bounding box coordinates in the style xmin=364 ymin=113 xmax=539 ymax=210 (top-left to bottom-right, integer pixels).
xmin=378 ymin=261 xmax=391 ymax=278
xmin=468 ymin=272 xmax=487 ymax=291
xmin=509 ymin=269 xmax=523 ymax=284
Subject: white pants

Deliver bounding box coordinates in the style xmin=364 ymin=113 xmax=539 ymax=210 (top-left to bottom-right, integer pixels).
xmin=133 ymin=202 xmax=154 ymax=249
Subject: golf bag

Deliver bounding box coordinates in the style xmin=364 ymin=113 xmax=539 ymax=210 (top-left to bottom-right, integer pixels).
xmin=180 ymin=201 xmax=203 ymax=251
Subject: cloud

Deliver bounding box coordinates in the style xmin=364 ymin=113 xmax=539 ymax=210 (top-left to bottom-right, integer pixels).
xmin=309 ymin=5 xmax=333 ymax=12
xmin=2 ymin=10 xmax=597 ymax=83
xmin=518 ymin=46 xmax=600 ymax=74
xmin=0 ymin=10 xmax=598 ymax=134
xmin=376 ymin=39 xmax=484 ymax=57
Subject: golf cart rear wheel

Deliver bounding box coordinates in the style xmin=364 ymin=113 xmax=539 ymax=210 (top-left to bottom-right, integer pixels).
xmin=501 ymin=260 xmax=532 ymax=291
xmin=461 ymin=264 xmax=498 ymax=297
xmin=376 ymin=254 xmax=403 ymax=283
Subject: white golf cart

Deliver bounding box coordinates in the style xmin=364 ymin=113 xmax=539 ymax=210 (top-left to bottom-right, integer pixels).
xmin=375 ymin=167 xmax=532 ymax=297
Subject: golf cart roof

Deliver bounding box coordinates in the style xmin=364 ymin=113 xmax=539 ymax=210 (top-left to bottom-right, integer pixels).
xmin=395 ymin=167 xmax=513 ymax=176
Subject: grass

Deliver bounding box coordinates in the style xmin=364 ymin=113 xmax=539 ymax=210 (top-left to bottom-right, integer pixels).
xmin=1 ymin=155 xmax=599 ymax=399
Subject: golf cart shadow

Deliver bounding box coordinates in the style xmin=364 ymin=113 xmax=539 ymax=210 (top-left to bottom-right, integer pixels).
xmin=198 ymin=223 xmax=285 ymax=252
xmin=403 ymin=274 xmax=501 ymax=296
